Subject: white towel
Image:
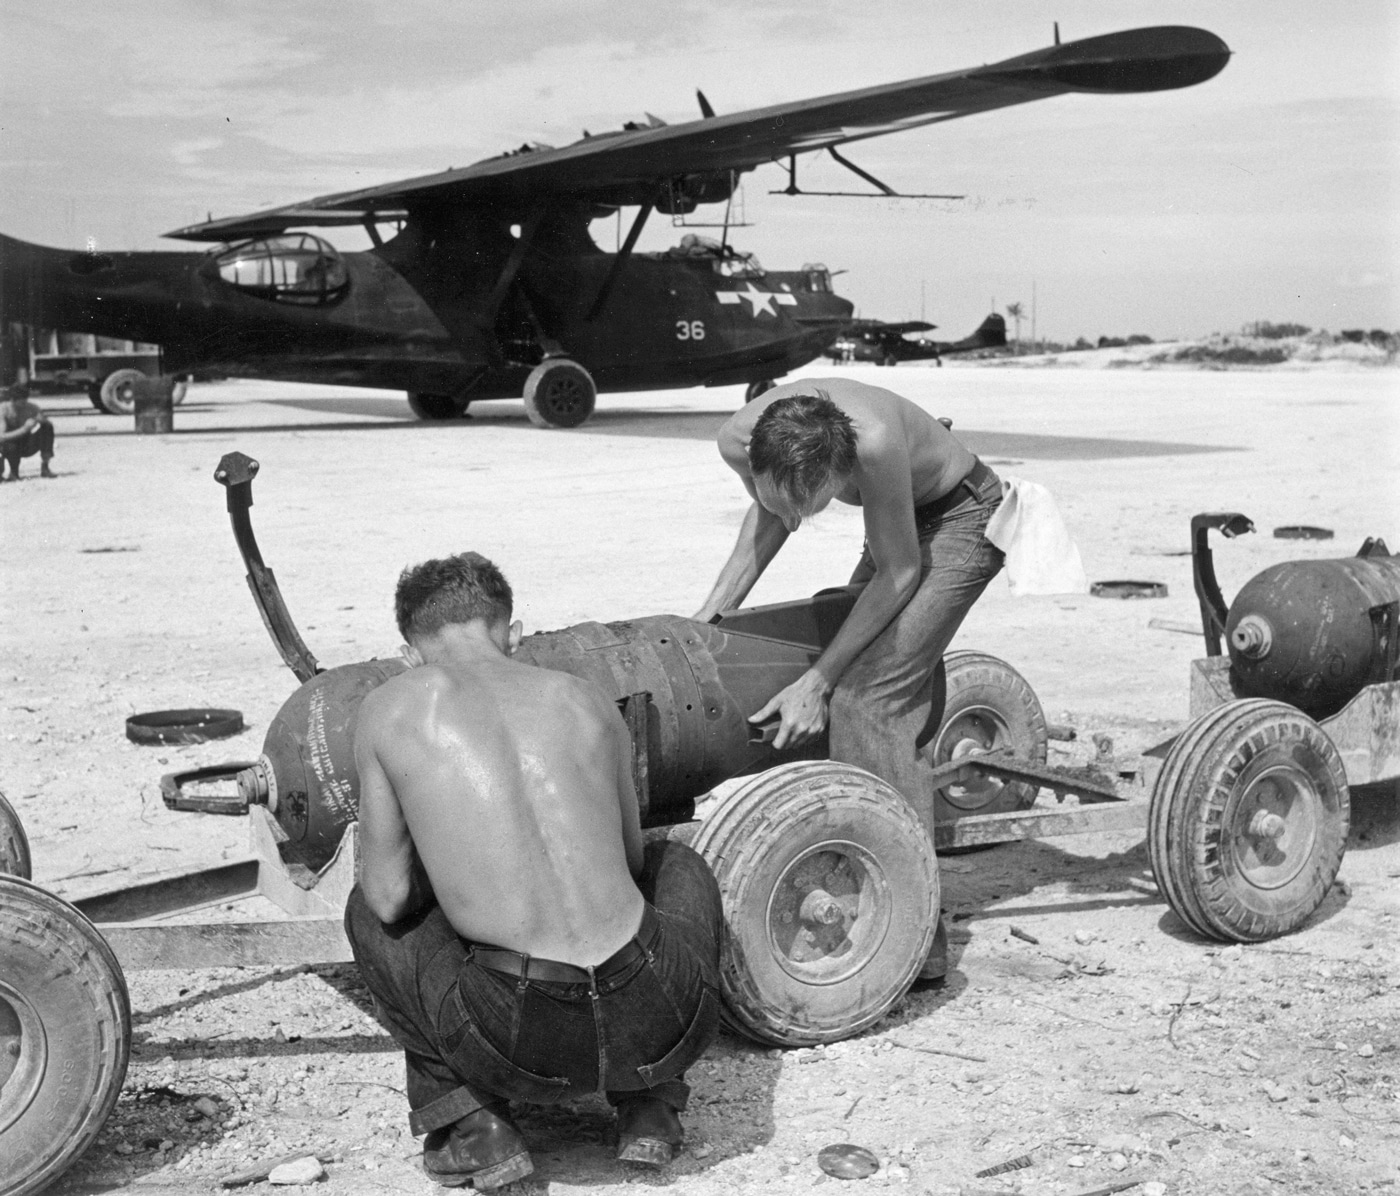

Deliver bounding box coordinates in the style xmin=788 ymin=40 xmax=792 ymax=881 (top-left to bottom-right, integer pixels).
xmin=983 ymin=478 xmax=1089 ymax=596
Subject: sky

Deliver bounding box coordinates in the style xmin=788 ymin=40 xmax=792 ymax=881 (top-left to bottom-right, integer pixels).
xmin=1 ymin=0 xmax=1396 ymax=342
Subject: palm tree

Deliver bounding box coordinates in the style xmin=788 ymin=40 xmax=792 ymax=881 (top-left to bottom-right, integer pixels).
xmin=1005 ymin=302 xmax=1024 ymax=351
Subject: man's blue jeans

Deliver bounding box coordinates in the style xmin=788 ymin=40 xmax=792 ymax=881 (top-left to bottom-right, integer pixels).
xmin=343 ymin=839 xmax=723 ymax=1136
xmin=828 ymin=462 xmax=1004 ymax=838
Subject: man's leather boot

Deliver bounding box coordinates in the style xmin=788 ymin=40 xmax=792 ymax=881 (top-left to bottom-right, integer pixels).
xmin=615 ymin=1094 xmax=684 ymax=1165
xmin=422 ymin=1102 xmax=533 ymax=1190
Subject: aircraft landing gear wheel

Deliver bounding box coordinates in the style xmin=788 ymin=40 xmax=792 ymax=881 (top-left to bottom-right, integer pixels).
xmin=1148 ymin=699 xmax=1349 ymax=942
xmin=0 ymin=793 xmax=30 ymax=879
xmin=0 ymin=875 xmax=131 ymax=1196
xmin=97 ymin=368 xmax=147 ymax=415
xmin=744 ymin=379 xmax=775 ymax=404
xmin=691 ymin=761 xmax=939 ymax=1047
xmin=523 ymin=359 xmax=596 ymax=429
xmin=406 ymin=392 xmax=471 ymax=420
xmin=925 ymin=651 xmax=1048 ymax=825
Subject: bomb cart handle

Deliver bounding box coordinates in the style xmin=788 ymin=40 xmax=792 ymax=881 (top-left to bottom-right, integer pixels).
xmin=214 ymin=451 xmax=322 ymax=683
xmin=1190 ymin=511 xmax=1255 ymax=656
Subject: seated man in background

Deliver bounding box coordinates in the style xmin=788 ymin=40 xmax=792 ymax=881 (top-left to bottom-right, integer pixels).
xmin=345 ymin=552 xmax=722 ymax=1190
xmin=0 ymin=384 xmax=56 ymax=481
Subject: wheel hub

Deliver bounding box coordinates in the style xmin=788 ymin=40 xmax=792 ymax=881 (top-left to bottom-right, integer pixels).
xmin=932 ymin=705 xmax=1010 ymax=809
xmin=0 ymin=984 xmax=46 ymax=1136
xmin=1226 ymin=764 xmax=1318 ymax=891
xmin=543 ymin=377 xmax=587 ymax=417
xmin=766 ymin=843 xmax=891 ymax=985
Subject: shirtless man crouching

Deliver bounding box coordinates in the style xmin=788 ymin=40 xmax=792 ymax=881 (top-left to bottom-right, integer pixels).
xmin=344 ymin=553 xmax=722 ymax=1189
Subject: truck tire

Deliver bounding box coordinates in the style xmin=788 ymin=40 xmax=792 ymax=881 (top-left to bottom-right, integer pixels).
xmin=925 ymin=651 xmax=1048 ymax=824
xmin=523 ymin=360 xmax=596 ymax=428
xmin=0 ymin=876 xmax=131 ymax=1196
xmin=1148 ymin=699 xmax=1349 ymax=942
xmin=0 ymin=793 xmax=29 ymax=879
xmin=170 ymin=375 xmax=190 ymax=406
xmin=406 ymin=392 xmax=471 ymax=420
xmin=97 ymin=368 xmax=147 ymax=415
xmin=691 ymin=761 xmax=938 ymax=1046
xmin=86 ymin=382 xmax=106 ymax=411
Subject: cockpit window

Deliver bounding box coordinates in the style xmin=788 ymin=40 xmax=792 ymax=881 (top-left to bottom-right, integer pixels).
xmin=801 ymin=262 xmax=833 ymax=293
xmin=212 ymin=234 xmax=348 ymax=304
xmin=652 ymin=233 xmax=764 ymax=279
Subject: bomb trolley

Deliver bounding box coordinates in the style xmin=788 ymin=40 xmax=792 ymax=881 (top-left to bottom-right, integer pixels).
xmin=0 ymin=471 xmax=1380 ymax=1196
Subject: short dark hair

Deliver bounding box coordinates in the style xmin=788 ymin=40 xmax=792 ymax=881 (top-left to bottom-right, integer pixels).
xmin=748 ymin=391 xmax=858 ymax=509
xmin=394 ymin=552 xmax=513 ymax=641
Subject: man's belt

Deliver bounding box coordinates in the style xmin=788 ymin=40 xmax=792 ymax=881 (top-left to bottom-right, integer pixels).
xmin=470 ymin=904 xmax=658 ymax=985
xmin=912 ymin=458 xmax=999 ymax=529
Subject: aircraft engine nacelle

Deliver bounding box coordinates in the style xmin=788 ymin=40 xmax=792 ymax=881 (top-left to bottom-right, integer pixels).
xmin=235 ymin=598 xmax=849 ymax=870
xmin=1225 ymin=553 xmax=1400 ymax=718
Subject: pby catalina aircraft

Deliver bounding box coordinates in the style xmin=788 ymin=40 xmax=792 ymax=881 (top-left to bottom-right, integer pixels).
xmin=0 ymin=26 xmax=1228 ymax=427
xmin=825 ymin=314 xmax=1008 ymax=367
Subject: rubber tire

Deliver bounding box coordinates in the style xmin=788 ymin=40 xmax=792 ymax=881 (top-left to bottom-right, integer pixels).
xmin=691 ymin=761 xmax=939 ymax=1047
xmin=169 ymin=375 xmax=190 ymax=406
xmin=0 ymin=792 xmax=30 ymax=879
xmin=406 ymin=392 xmax=470 ymax=420
xmin=0 ymin=876 xmax=131 ymax=1196
xmin=744 ymin=379 xmax=775 ymax=403
xmin=924 ymin=650 xmax=1048 ymax=825
xmin=97 ymin=368 xmax=147 ymax=415
xmin=1148 ymin=698 xmax=1349 ymax=942
xmin=86 ymin=382 xmax=105 ymax=412
xmin=882 ymin=354 xmax=898 ymax=368
xmin=522 ymin=360 xmax=596 ymax=429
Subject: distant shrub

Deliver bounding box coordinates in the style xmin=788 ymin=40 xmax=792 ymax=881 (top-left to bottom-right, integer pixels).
xmin=1126 ymin=334 xmax=1154 ymax=345
xmin=1340 ymin=329 xmax=1367 ymax=343
xmin=1070 ymin=338 xmax=1094 ymax=351
xmin=1243 ymin=321 xmax=1311 ymax=339
xmin=1171 ymin=343 xmax=1289 ymax=365
xmin=1097 ymin=336 xmax=1127 ymax=348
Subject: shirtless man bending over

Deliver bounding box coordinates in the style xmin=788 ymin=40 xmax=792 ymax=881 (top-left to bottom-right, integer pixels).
xmin=697 ymin=377 xmax=1004 ymax=855
xmin=345 ymin=553 xmax=722 ymax=1190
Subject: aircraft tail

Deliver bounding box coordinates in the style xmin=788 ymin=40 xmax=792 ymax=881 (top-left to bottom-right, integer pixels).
xmin=968 ymin=313 xmax=1007 ymax=349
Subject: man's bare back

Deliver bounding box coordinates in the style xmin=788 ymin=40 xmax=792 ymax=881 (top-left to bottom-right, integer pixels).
xmin=720 ymin=376 xmax=974 ymax=510
xmin=357 ymin=641 xmax=645 ymax=967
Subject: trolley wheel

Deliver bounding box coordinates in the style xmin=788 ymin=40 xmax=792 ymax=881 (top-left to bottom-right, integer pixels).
xmin=691 ymin=761 xmax=939 ymax=1046
xmin=0 ymin=875 xmax=131 ymax=1196
xmin=97 ymin=368 xmax=146 ymax=415
xmin=924 ymin=650 xmax=1048 ymax=824
xmin=522 ymin=359 xmax=596 ymax=428
xmin=1148 ymin=699 xmax=1349 ymax=942
xmin=406 ymin=391 xmax=471 ymax=420
xmin=0 ymin=793 xmax=30 ymax=879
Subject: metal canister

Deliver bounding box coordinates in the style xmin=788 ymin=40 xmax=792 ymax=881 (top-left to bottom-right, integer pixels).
xmin=1225 ymin=555 xmax=1400 ymax=717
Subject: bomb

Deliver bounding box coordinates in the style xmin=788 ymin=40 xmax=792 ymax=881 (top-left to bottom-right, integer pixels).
xmin=1225 ymin=552 xmax=1400 ymax=718
xmin=234 ymin=596 xmax=855 ymax=869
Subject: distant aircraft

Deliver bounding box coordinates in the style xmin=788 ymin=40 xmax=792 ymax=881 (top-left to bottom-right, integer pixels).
xmin=826 ymin=313 xmax=1007 ymax=367
xmin=0 ymin=26 xmax=1228 ymax=426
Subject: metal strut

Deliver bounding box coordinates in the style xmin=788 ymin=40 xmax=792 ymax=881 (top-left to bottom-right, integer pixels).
xmin=586 ymin=202 xmax=653 ymax=322
xmin=213 ymin=451 xmax=321 ymax=683
xmin=771 ymin=151 xmax=965 ymax=200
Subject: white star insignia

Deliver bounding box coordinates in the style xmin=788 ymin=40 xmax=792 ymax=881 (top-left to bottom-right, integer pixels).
xmin=716 ymin=283 xmax=799 ymax=318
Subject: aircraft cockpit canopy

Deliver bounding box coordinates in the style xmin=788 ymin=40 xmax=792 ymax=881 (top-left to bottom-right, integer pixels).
xmin=800 ymin=263 xmax=833 ymax=293
xmin=211 ymin=234 xmax=348 ymax=305
xmin=657 ymin=234 xmax=765 ymax=279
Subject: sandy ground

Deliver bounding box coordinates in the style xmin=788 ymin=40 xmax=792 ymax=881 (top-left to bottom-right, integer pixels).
xmin=2 ymin=359 xmax=1398 ymax=1195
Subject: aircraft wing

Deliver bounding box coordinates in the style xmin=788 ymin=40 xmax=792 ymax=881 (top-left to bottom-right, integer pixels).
xmin=167 ymin=25 xmax=1228 ymax=241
